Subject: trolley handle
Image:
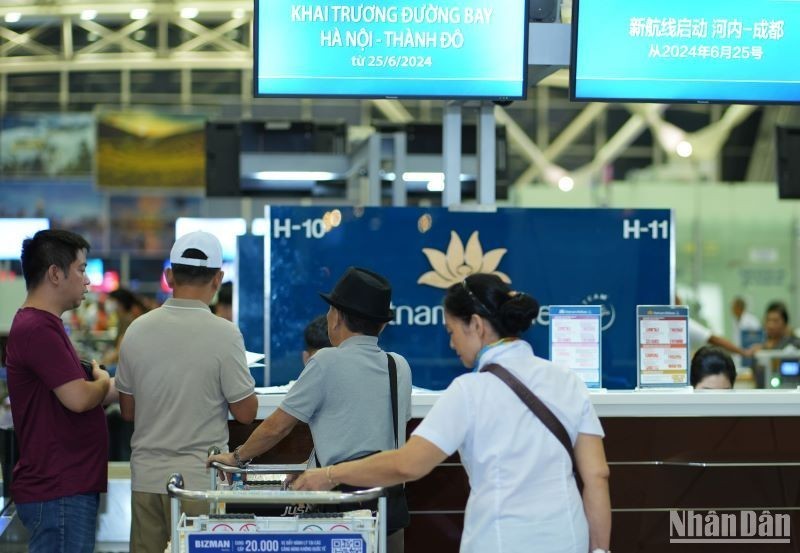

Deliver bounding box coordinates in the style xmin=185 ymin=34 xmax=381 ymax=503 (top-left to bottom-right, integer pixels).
xmin=167 ymin=473 xmax=384 ymax=505
xmin=209 ymin=461 xmax=308 ymax=475
xmin=207 ymin=445 xmax=307 ymax=475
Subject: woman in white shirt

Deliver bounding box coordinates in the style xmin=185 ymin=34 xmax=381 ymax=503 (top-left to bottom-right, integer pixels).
xmin=294 ymin=273 xmax=612 ymax=553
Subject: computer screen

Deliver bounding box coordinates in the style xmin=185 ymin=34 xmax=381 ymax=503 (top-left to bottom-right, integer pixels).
xmin=780 ymin=359 xmax=800 ymax=377
xmin=570 ymin=0 xmax=800 ymax=104
xmin=0 ymin=218 xmax=50 ymax=260
xmin=253 ymin=0 xmax=529 ymax=100
xmin=777 ymin=126 xmax=800 ymax=199
xmin=85 ymin=258 xmax=104 ymax=288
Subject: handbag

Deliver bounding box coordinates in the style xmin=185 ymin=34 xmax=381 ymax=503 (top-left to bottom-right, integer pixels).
xmin=481 ymin=363 xmax=584 ymax=492
xmin=314 ymin=353 xmax=410 ymax=534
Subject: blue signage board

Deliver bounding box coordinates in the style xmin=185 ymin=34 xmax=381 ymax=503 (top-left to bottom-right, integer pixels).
xmin=636 ymin=305 xmax=689 ymax=388
xmin=253 ymin=206 xmax=672 ymax=390
xmin=237 ymin=234 xmax=266 ymax=386
xmin=549 ymin=305 xmax=603 ymax=388
xmin=188 ymin=533 xmax=367 ymax=553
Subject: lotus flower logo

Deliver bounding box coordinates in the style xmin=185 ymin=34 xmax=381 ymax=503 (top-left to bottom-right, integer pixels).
xmin=417 ymin=231 xmax=511 ymax=289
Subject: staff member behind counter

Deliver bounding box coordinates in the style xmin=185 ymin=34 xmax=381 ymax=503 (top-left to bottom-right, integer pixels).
xmin=209 ymin=266 xmax=412 ymax=553
xmin=295 ymin=273 xmax=612 ymax=553
xmin=691 ymin=345 xmax=737 ymax=390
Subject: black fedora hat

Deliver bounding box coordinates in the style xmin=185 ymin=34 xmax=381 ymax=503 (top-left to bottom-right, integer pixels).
xmin=320 ymin=267 xmax=394 ymax=322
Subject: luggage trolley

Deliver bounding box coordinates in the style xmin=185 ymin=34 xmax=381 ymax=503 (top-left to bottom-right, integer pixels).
xmin=205 ymin=456 xmax=309 ymax=515
xmin=167 ymin=464 xmax=387 ymax=553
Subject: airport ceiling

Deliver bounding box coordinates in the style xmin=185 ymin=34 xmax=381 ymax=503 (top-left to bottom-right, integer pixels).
xmin=0 ymin=0 xmax=798 ymax=187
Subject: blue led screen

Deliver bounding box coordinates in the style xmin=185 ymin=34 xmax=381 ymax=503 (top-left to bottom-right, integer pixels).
xmin=571 ymin=0 xmax=800 ymax=104
xmin=254 ymin=0 xmax=528 ymax=100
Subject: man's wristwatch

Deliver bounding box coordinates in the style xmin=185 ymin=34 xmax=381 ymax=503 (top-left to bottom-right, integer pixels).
xmin=232 ymin=445 xmax=250 ymax=468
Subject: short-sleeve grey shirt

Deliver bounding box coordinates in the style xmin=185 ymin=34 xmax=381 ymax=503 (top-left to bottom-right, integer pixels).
xmin=116 ymin=298 xmax=255 ymax=493
xmin=280 ymin=335 xmax=412 ymax=467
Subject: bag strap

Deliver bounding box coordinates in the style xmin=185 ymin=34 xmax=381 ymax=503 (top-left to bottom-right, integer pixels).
xmin=481 ymin=363 xmax=583 ymax=492
xmin=315 ymin=353 xmax=399 ymax=468
xmin=387 ymin=353 xmax=399 ymax=448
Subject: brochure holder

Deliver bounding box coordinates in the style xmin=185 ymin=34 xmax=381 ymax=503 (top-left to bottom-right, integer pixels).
xmin=549 ymin=305 xmax=603 ymax=389
xmin=636 ymin=305 xmax=690 ymax=388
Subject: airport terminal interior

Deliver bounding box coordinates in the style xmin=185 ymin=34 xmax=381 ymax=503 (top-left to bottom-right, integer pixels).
xmin=1 ymin=0 xmax=800 ymax=551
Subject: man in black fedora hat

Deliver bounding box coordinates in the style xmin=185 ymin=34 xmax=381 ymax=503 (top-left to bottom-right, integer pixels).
xmin=209 ymin=266 xmax=412 ymax=553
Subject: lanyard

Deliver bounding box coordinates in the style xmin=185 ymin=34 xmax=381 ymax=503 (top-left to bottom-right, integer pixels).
xmin=473 ymin=337 xmax=518 ymax=371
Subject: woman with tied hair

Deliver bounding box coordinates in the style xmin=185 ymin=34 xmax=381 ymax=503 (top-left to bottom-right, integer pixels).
xmin=294 ymin=273 xmax=612 ymax=553
xmin=691 ymin=345 xmax=737 ymax=389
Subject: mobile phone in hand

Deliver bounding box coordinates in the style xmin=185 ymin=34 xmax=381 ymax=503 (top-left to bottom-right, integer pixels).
xmin=79 ymin=360 xmax=106 ymax=381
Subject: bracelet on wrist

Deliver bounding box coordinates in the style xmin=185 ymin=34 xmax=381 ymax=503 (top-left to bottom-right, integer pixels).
xmin=325 ymin=465 xmax=337 ymax=486
xmin=233 ymin=445 xmax=250 ymax=469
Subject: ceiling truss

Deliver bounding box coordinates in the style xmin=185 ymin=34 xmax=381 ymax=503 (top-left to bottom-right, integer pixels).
xmin=0 ymin=0 xmax=789 ymax=188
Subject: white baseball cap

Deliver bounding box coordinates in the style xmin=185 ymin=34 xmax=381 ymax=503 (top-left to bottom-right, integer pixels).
xmin=170 ymin=231 xmax=223 ymax=269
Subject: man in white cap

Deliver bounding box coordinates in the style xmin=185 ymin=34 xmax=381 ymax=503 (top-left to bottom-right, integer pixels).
xmin=116 ymin=231 xmax=257 ymax=553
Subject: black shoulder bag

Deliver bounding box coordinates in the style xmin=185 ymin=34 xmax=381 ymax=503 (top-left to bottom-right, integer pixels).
xmin=481 ymin=363 xmax=584 ymax=493
xmin=315 ymin=354 xmax=410 ymax=533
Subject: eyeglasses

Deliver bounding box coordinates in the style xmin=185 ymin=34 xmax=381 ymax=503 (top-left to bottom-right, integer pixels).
xmin=461 ymin=279 xmax=492 ymax=317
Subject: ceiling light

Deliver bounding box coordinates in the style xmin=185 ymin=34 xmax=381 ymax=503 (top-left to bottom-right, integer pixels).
xmin=253 ymin=171 xmax=336 ymax=181
xmin=130 ymin=8 xmax=149 ymax=20
xmin=232 ymin=8 xmax=246 ymax=19
xmin=427 ymin=178 xmax=445 ymax=192
xmin=676 ymin=140 xmax=694 ymax=158
xmin=4 ymin=12 xmax=21 ymax=23
xmin=251 ymin=218 xmax=267 ymax=236
xmin=80 ymin=10 xmax=97 ymax=21
xmin=180 ymin=7 xmax=199 ymax=19
xmin=404 ymin=172 xmax=444 ymax=182
xmin=558 ymin=175 xmax=575 ymax=192
xmin=417 ymin=214 xmax=433 ymax=233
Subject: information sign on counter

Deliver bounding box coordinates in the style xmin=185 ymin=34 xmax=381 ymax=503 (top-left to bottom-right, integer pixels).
xmin=637 ymin=305 xmax=689 ymax=388
xmin=188 ymin=533 xmax=368 ymax=553
xmin=549 ymin=305 xmax=602 ymax=388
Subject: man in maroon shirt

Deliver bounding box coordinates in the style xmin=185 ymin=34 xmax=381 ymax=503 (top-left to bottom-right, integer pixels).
xmin=6 ymin=229 xmax=111 ymax=553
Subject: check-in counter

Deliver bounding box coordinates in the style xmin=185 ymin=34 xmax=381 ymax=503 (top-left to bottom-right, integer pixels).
xmin=230 ymin=390 xmax=800 ymax=553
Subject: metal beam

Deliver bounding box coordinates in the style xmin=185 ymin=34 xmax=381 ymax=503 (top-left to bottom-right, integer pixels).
xmin=171 ymin=17 xmax=249 ymax=53
xmin=0 ymin=26 xmax=55 ymax=57
xmin=494 ymin=105 xmax=556 ymax=184
xmin=514 ymin=102 xmax=608 ymax=185
xmin=442 ymin=101 xmax=462 ymax=206
xmin=76 ymin=18 xmax=154 ymax=55
xmin=477 ymin=102 xmax=496 ymax=205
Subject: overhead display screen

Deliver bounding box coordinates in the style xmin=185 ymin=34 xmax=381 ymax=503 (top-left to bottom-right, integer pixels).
xmin=570 ymin=0 xmax=800 ymax=104
xmin=254 ymin=0 xmax=528 ymax=100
